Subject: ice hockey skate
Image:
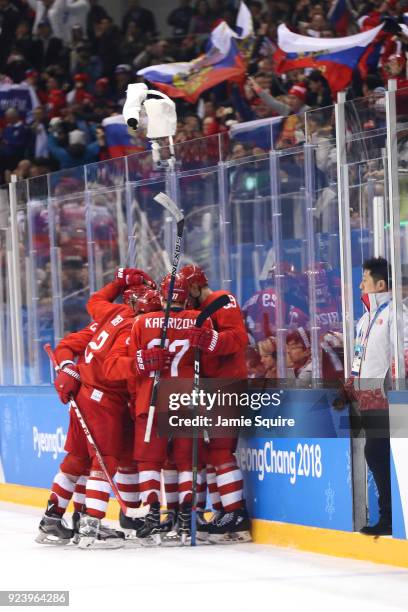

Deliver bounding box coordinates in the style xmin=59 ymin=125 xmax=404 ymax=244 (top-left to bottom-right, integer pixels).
xmin=160 ymin=509 xmax=180 ymax=546
xmin=135 ymin=503 xmax=161 ymax=547
xmin=36 ymin=513 xmax=74 ymax=545
xmin=196 ymin=509 xmax=222 ymax=542
xmin=208 ymin=508 xmax=252 ymax=544
xmin=76 ymin=514 xmax=125 ymax=549
xmin=116 ymin=508 xmax=145 ymax=545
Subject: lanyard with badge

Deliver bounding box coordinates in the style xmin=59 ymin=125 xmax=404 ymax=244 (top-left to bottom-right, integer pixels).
xmin=351 ymin=301 xmax=389 ymax=377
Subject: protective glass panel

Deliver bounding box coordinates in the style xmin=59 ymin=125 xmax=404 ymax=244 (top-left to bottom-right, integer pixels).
xmin=127 ymin=173 xmax=172 ymax=282
xmin=174 ymin=134 xmax=222 ymax=171
xmin=27 ymin=174 xmax=53 ymax=383
xmin=0 ymin=186 xmax=12 ymax=384
xmin=178 ymin=169 xmax=221 ymax=287
xmin=48 ymin=167 xmax=90 ymax=342
xmin=305 ymin=105 xmax=335 ymax=145
xmin=85 ymin=158 xmax=128 ymax=289
xmin=344 ymin=93 xmax=389 ymax=325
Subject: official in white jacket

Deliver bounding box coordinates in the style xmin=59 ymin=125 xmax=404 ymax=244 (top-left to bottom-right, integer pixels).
xmin=340 ymin=257 xmax=403 ymax=536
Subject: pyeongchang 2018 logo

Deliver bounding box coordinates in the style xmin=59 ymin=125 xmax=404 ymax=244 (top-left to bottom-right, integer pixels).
xmin=33 ymin=426 xmax=67 ymax=460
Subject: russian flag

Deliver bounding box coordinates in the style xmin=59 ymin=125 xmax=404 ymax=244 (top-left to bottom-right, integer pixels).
xmin=102 ymin=115 xmax=144 ymax=158
xmin=274 ymin=24 xmax=384 ymax=94
xmin=138 ymin=21 xmax=245 ymax=103
xmin=328 ymin=0 xmax=351 ymax=36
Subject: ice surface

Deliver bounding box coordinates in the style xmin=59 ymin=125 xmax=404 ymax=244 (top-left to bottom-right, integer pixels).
xmin=1 ymin=501 xmax=407 ymax=612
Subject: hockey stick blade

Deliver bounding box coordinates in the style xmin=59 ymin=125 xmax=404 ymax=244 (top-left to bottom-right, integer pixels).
xmin=196 ymin=294 xmax=230 ymax=328
xmin=154 ymin=192 xmax=184 ymax=224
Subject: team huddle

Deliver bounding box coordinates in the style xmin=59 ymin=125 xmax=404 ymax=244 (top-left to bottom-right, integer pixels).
xmin=36 ymin=265 xmax=251 ymax=548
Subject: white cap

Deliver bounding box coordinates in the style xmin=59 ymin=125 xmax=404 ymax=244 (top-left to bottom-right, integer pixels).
xmin=69 ymin=129 xmax=86 ymax=146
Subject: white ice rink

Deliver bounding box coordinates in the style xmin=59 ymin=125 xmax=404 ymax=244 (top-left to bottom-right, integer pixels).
xmin=1 ymin=501 xmax=408 ymax=612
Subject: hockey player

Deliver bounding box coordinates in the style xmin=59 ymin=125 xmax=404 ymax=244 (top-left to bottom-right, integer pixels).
xmin=37 ymin=268 xmax=157 ymax=548
xmin=84 ymin=270 xmax=161 ymax=539
xmin=104 ymin=273 xmax=212 ymax=545
xmin=36 ymin=321 xmax=99 ymax=545
xmin=180 ymin=264 xmax=252 ymax=543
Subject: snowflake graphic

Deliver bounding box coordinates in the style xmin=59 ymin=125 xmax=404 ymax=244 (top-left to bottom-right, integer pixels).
xmin=368 ymin=469 xmax=379 ymax=498
xmin=325 ymin=481 xmax=335 ymax=520
xmin=346 ymin=448 xmax=352 ymax=489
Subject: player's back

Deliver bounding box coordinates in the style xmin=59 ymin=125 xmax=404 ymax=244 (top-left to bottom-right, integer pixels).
xmin=130 ymin=308 xmax=210 ymax=415
xmin=79 ymin=311 xmax=133 ymax=404
xmin=200 ymin=289 xmax=248 ymax=379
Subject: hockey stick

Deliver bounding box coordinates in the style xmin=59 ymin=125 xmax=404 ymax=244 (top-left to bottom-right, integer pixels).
xmin=190 ymin=293 xmax=230 ymax=546
xmin=144 ymin=192 xmax=184 ymax=443
xmin=43 ymin=343 xmax=150 ymax=519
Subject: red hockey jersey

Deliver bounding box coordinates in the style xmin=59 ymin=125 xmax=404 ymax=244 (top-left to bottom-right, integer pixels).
xmin=104 ymin=308 xmax=213 ymax=415
xmin=200 ymin=290 xmax=248 ymax=379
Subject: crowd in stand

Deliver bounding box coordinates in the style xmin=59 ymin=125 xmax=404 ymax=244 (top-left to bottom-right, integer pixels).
xmin=0 ymin=0 xmax=407 ymax=182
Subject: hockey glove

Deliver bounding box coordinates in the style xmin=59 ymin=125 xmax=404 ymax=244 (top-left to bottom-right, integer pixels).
xmin=135 ymin=348 xmax=171 ymax=375
xmin=115 ymin=267 xmax=156 ymax=289
xmin=187 ymin=327 xmax=219 ymax=353
xmin=54 ymin=363 xmax=81 ymax=404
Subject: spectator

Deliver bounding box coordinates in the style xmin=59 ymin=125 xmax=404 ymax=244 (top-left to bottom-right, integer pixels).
xmin=86 ymin=0 xmax=108 ymax=42
xmin=119 ymin=21 xmax=148 ymax=65
xmin=64 ymin=0 xmax=89 ymax=45
xmin=32 ymin=20 xmax=64 ymax=72
xmin=121 ymin=0 xmax=156 ymax=38
xmin=258 ymin=337 xmax=278 ymax=378
xmin=14 ymin=20 xmax=37 ymax=64
xmin=0 ymin=107 xmax=30 ymax=173
xmin=305 ymin=71 xmax=333 ymax=108
xmin=189 ymin=0 xmax=213 ymax=35
xmin=4 ymin=158 xmax=32 ymax=183
xmin=382 ymin=53 xmax=408 ymax=89
xmin=249 ymin=77 xmax=311 ymax=117
xmin=70 ymin=43 xmax=102 ymax=88
xmin=48 ymin=127 xmax=99 ymax=168
xmin=286 ymin=328 xmax=312 ymax=383
xmin=0 ymin=0 xmax=23 ymax=67
xmin=113 ymin=64 xmax=133 ymax=106
xmin=45 ymin=76 xmax=67 ymax=118
xmin=133 ymin=39 xmax=174 ymax=72
xmin=92 ymin=16 xmax=121 ymax=76
xmin=28 ymin=106 xmax=50 ymax=158
xmin=167 ymin=0 xmax=195 ymax=38
xmin=29 ymin=0 xmax=66 ymax=41
xmin=66 ymin=73 xmax=94 ymax=104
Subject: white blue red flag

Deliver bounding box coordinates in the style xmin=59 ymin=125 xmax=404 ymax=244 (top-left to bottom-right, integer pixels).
xmin=274 ymin=23 xmax=384 ymax=94
xmin=137 ymin=21 xmax=245 ymax=103
xmin=102 ymin=115 xmax=144 ymax=158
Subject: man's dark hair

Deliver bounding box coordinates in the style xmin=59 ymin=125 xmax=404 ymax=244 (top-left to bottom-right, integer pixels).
xmin=363 ymin=256 xmax=390 ymax=288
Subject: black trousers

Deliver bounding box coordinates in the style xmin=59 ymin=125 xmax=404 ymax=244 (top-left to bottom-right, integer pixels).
xmin=360 ymin=410 xmax=391 ymax=523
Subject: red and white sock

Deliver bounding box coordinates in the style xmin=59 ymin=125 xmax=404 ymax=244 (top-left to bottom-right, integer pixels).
xmin=207 ymin=464 xmax=222 ymax=511
xmin=178 ymin=470 xmax=192 ymax=505
xmin=196 ymin=468 xmax=207 ymax=510
xmin=163 ymin=468 xmax=178 ymax=510
xmin=215 ymin=462 xmax=243 ymax=512
xmin=138 ymin=464 xmax=161 ymax=505
xmin=48 ymin=471 xmax=77 ymax=515
xmin=85 ymin=473 xmax=111 ymax=519
xmin=72 ymin=474 xmax=87 ymax=513
xmin=115 ymin=466 xmax=140 ymax=508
